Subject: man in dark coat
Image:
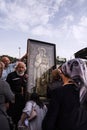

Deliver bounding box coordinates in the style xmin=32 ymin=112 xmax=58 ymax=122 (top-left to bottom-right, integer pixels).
xmin=6 ymin=61 xmax=27 ymax=130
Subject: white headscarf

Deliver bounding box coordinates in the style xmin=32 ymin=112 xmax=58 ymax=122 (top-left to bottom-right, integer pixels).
xmin=61 ymin=58 xmax=87 ymax=103
xmin=61 ymin=58 xmax=87 ymax=88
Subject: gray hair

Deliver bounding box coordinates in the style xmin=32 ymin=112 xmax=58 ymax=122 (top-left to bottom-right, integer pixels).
xmin=15 ymin=61 xmax=26 ymax=71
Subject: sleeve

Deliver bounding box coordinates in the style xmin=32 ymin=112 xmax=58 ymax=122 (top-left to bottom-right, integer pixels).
xmin=42 ymin=88 xmax=62 ymax=130
xmin=6 ymin=63 xmax=15 ymax=73
xmin=23 ymin=101 xmax=33 ymax=116
xmin=42 ymin=105 xmax=48 ymax=117
xmin=10 ymin=63 xmax=16 ymax=70
xmin=3 ymin=80 xmax=15 ymax=103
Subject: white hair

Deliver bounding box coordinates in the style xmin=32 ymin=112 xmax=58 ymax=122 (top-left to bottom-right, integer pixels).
xmin=15 ymin=61 xmax=26 ymax=71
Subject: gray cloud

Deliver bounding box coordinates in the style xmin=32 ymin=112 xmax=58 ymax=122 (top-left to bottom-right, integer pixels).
xmin=0 ymin=0 xmax=65 ymax=31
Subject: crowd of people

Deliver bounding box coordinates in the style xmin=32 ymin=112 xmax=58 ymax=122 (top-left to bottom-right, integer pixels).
xmin=0 ymin=54 xmax=87 ymax=130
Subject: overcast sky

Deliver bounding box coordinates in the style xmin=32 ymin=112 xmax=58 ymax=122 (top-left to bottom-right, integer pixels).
xmin=0 ymin=0 xmax=87 ymax=59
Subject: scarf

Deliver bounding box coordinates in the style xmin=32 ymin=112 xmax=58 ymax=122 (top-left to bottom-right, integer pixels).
xmin=61 ymin=58 xmax=87 ymax=103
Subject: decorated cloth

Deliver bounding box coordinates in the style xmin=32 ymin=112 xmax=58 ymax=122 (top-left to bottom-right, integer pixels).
xmin=61 ymin=58 xmax=87 ymax=103
xmin=61 ymin=58 xmax=87 ymax=88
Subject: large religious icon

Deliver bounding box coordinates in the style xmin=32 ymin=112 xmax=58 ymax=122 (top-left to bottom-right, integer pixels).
xmin=27 ymin=39 xmax=56 ymax=98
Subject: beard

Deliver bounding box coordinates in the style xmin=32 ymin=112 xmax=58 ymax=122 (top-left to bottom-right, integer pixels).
xmin=16 ymin=71 xmax=25 ymax=76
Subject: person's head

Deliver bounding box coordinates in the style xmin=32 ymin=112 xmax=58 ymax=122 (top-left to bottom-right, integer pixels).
xmin=38 ymin=47 xmax=46 ymax=56
xmin=30 ymin=93 xmax=44 ymax=108
xmin=57 ymin=67 xmax=72 ymax=86
xmin=30 ymin=93 xmax=39 ymax=101
xmin=52 ymin=68 xmax=62 ymax=81
xmin=0 ymin=62 xmax=5 ymax=77
xmin=1 ymin=56 xmax=10 ymax=68
xmin=15 ymin=61 xmax=26 ymax=76
xmin=58 ymin=58 xmax=87 ymax=88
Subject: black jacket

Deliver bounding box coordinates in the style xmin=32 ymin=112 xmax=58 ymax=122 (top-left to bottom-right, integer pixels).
xmin=42 ymin=84 xmax=87 ymax=130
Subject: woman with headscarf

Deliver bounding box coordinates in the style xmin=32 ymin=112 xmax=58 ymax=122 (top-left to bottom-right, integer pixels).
xmin=42 ymin=58 xmax=87 ymax=130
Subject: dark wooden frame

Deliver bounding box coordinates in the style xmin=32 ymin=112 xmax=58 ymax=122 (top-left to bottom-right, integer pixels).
xmin=27 ymin=39 xmax=56 ymax=98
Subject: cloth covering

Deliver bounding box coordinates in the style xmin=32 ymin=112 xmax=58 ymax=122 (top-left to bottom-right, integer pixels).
xmin=61 ymin=58 xmax=87 ymax=88
xmin=61 ymin=58 xmax=87 ymax=103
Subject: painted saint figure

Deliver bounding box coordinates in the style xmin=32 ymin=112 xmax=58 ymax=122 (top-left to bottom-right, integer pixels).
xmin=34 ymin=47 xmax=49 ymax=95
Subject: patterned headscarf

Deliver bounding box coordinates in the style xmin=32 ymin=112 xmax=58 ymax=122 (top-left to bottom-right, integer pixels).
xmin=61 ymin=58 xmax=87 ymax=88
xmin=61 ymin=58 xmax=87 ymax=103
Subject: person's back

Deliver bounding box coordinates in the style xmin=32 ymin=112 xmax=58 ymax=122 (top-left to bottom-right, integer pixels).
xmin=18 ymin=93 xmax=47 ymax=130
xmin=55 ymin=84 xmax=80 ymax=130
xmin=0 ymin=62 xmax=15 ymax=130
xmin=47 ymin=68 xmax=63 ymax=99
xmin=30 ymin=101 xmax=47 ymax=130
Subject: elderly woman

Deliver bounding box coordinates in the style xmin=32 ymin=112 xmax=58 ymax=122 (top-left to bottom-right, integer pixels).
xmin=0 ymin=61 xmax=15 ymax=130
xmin=42 ymin=58 xmax=87 ymax=130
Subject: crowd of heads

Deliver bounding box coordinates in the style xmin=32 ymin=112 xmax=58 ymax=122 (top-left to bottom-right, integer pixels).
xmin=0 ymin=55 xmax=87 ymax=96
